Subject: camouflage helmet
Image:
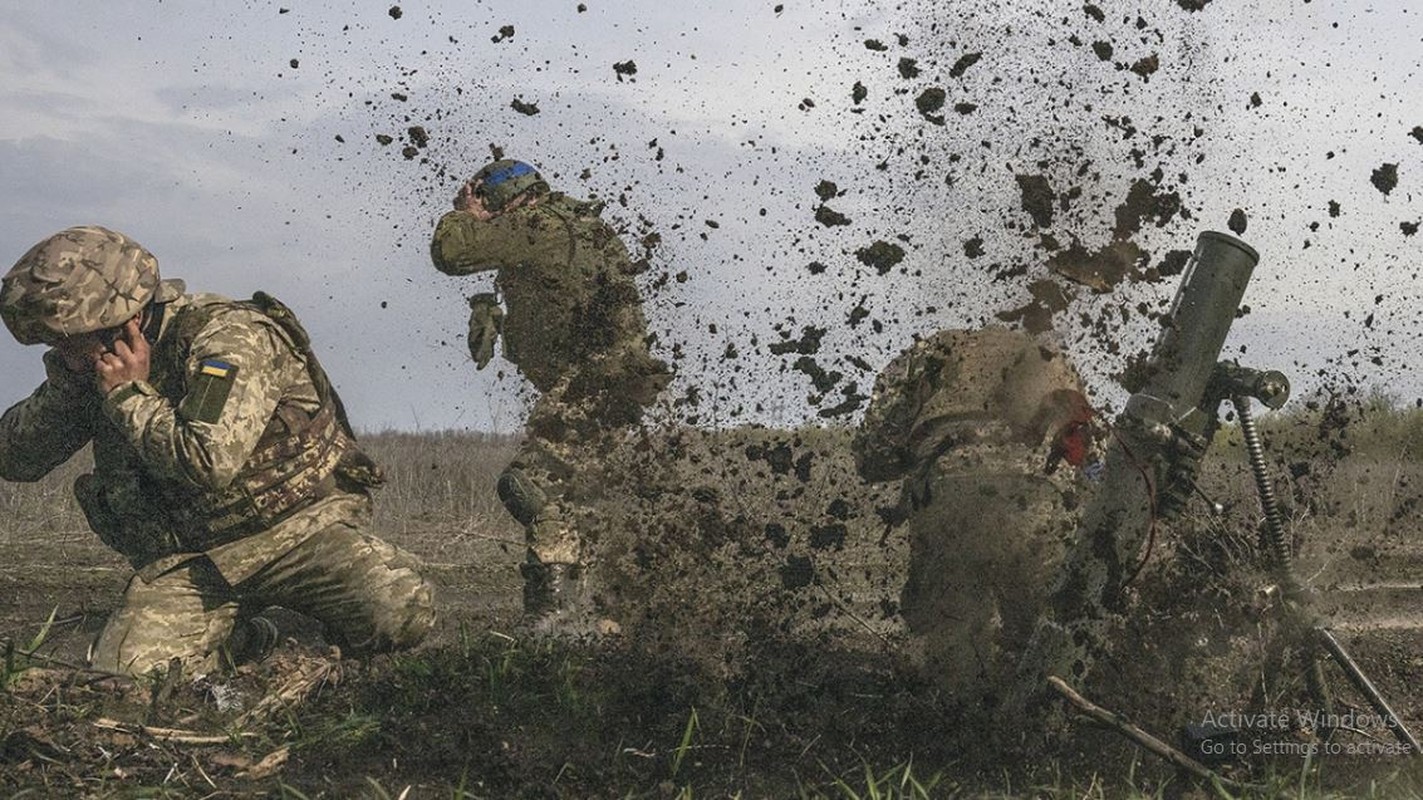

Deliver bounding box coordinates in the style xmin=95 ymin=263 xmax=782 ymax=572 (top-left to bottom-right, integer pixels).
xmin=471 ymin=159 xmax=549 ymax=213
xmin=0 ymin=226 xmax=160 ymax=345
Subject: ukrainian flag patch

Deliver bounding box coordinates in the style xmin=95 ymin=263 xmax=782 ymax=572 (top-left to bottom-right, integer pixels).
xmin=181 ymin=359 xmax=240 ymax=424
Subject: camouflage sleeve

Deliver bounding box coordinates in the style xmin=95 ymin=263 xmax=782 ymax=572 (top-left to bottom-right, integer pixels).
xmin=852 ymin=344 xmax=929 ymax=483
xmin=582 ymin=213 xmax=641 ymax=276
xmin=0 ymin=350 xmax=97 ymax=481
xmin=101 ymin=309 xmax=301 ymax=491
xmin=429 ymin=209 xmax=564 ymax=276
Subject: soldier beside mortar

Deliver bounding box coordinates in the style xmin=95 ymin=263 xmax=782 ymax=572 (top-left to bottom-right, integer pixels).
xmin=854 ymin=327 xmax=1101 ymax=707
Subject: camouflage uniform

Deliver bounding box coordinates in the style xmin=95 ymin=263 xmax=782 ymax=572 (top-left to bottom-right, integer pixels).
xmin=0 ymin=227 xmax=435 ymax=676
xmin=431 ymin=189 xmax=670 ymax=574
xmin=854 ymin=327 xmax=1096 ymax=699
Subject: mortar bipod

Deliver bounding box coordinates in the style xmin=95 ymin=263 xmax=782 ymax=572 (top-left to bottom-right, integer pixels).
xmin=1217 ymin=363 xmax=1421 ymax=755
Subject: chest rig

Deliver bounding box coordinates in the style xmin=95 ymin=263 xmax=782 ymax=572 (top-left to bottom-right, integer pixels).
xmin=141 ymin=292 xmax=383 ymax=551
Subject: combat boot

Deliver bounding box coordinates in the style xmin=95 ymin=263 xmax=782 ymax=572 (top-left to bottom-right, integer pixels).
xmin=521 ymin=561 xmax=607 ymax=637
xmin=222 ymin=615 xmax=279 ymax=669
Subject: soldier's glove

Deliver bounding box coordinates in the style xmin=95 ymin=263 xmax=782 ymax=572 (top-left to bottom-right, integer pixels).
xmin=1037 ymin=389 xmax=1101 ymax=476
xmin=466 ymin=293 xmax=505 ymax=370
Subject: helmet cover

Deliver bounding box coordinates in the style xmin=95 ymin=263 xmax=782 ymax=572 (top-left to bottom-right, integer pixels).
xmin=0 ymin=225 xmax=159 ymax=345
xmin=472 ymin=159 xmax=549 ymax=212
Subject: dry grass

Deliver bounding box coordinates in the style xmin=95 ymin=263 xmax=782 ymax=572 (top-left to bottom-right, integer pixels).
xmin=0 ymin=447 xmax=91 ymax=548
xmin=362 ymin=430 xmax=518 ymax=528
xmin=361 ymin=429 xmax=523 ymax=561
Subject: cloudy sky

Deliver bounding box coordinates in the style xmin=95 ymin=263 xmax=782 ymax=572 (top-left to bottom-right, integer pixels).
xmin=1 ymin=1 xmax=1421 ymax=432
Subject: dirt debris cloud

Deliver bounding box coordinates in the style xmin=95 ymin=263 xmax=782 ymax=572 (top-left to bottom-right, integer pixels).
xmin=238 ymin=0 xmax=1423 ymax=698
xmin=331 ymin=3 xmax=1423 ymax=424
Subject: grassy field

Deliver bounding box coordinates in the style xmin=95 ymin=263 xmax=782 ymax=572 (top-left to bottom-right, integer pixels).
xmin=3 ymin=407 xmax=1423 ymax=798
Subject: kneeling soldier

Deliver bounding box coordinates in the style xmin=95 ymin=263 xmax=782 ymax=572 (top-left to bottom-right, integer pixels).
xmin=0 ymin=226 xmax=436 ymax=676
xmin=853 ymin=327 xmax=1100 ymax=703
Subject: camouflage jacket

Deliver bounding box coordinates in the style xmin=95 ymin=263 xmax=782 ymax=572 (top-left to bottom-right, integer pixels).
xmin=430 ymin=193 xmax=669 ymax=398
xmin=0 ymin=282 xmax=375 ymax=581
xmin=854 ymin=327 xmax=1092 ymax=484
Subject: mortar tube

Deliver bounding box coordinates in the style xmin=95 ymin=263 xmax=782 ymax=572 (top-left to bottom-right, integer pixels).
xmin=1012 ymin=232 xmax=1259 ymax=707
xmin=1051 ymin=232 xmax=1258 ymax=623
xmin=1141 ymin=231 xmax=1259 ymax=420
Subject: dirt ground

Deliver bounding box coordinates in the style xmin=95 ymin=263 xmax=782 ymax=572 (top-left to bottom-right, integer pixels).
xmin=4 ymin=420 xmax=1423 ymax=797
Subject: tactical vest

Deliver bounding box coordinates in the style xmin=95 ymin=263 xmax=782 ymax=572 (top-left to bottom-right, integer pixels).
xmin=155 ymin=292 xmax=383 ymax=551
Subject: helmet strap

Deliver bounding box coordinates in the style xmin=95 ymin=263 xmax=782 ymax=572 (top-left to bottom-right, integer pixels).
xmin=140 ymin=299 xmax=168 ymax=345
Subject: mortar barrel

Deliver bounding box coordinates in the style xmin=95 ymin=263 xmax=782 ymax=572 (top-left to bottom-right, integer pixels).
xmin=1144 ymin=231 xmax=1258 ymax=418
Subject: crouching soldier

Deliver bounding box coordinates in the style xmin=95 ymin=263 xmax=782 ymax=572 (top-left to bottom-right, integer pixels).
xmin=0 ymin=226 xmax=436 ymax=676
xmin=431 ymin=159 xmax=671 ymax=631
xmin=853 ymin=327 xmax=1100 ymax=705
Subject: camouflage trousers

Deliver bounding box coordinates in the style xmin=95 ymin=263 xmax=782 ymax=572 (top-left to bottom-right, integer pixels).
xmin=500 ymin=374 xmax=660 ymax=567
xmin=498 ymin=434 xmax=585 ymax=566
xmin=90 ymin=509 xmax=436 ymax=677
xmin=897 ymin=444 xmax=1080 ymax=701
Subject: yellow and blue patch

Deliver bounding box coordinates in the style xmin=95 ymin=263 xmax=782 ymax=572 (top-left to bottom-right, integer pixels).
xmin=180 ymin=359 xmax=240 ymax=424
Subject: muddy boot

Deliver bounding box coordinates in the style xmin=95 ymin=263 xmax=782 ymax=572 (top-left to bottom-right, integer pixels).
xmin=521 ymin=561 xmax=603 ymax=637
xmin=222 ymin=615 xmax=279 ymax=669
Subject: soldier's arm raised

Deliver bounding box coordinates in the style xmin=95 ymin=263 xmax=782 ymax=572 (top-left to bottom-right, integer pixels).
xmin=101 ymin=310 xmax=293 ymax=492
xmin=429 ymin=208 xmax=558 ymax=275
xmin=0 ymin=351 xmax=97 ymax=481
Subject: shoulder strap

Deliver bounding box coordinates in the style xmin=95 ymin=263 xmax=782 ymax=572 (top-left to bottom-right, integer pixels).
xmin=161 ymin=301 xmax=217 ymax=384
xmin=245 ymin=292 xmax=360 ymax=442
xmin=538 ymin=199 xmax=581 ymax=267
xmin=167 ymin=292 xmax=358 ymax=442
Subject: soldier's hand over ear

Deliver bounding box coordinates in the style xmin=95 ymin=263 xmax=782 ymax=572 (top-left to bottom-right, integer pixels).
xmin=96 ymin=317 xmax=151 ymax=395
xmin=455 ymin=181 xmax=495 ymax=220
xmin=453 ymin=181 xmax=474 ymax=211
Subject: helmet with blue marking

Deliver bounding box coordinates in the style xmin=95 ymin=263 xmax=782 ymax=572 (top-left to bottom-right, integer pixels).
xmin=471 ymin=159 xmax=550 ymax=213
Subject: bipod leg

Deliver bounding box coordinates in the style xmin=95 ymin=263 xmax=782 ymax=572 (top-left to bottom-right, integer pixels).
xmin=1317 ymin=627 xmax=1422 ymax=755
xmin=1235 ymin=395 xmax=1338 ymax=739
xmin=1046 ymin=677 xmax=1257 ymax=793
xmin=1236 ymin=396 xmax=1418 ymax=754
xmin=1302 ymin=633 xmax=1336 ymax=738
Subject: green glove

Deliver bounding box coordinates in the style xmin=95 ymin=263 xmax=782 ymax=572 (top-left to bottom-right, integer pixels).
xmin=467 ymin=293 xmax=504 ymax=370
